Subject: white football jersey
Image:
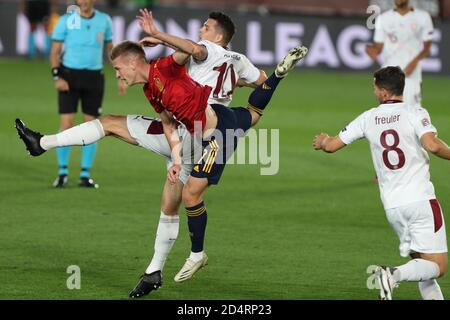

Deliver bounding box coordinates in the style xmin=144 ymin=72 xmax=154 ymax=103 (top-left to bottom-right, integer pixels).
xmin=188 ymin=40 xmax=260 ymax=106
xmin=374 ymin=8 xmax=434 ymax=82
xmin=339 ymin=102 xmax=437 ymax=209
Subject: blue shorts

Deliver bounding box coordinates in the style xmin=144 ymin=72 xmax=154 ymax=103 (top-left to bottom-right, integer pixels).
xmin=190 ymin=104 xmax=252 ymax=185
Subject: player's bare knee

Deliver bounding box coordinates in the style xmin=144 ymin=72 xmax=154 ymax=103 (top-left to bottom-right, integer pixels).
xmin=99 ymin=114 xmax=124 ymax=135
xmin=182 ymin=186 xmax=201 ymax=207
xmin=161 ymin=201 xmax=180 ymax=216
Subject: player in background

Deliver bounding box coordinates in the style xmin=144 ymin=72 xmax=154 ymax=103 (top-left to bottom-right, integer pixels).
xmin=313 ymin=66 xmax=449 ymax=300
xmin=365 ymin=0 xmax=433 ymax=107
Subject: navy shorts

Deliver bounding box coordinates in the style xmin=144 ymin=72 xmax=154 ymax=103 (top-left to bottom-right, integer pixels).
xmin=58 ymin=65 xmax=105 ymax=117
xmin=190 ymin=104 xmax=252 ymax=185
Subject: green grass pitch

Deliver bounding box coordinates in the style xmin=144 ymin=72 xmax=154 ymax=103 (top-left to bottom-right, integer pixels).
xmin=0 ymin=58 xmax=449 ymax=299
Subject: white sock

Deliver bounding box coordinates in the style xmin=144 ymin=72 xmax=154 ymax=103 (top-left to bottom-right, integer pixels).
xmin=419 ymin=280 xmax=444 ymax=300
xmin=393 ymin=259 xmax=440 ymax=283
xmin=40 ymin=119 xmax=105 ymax=150
xmin=189 ymin=251 xmax=204 ymax=262
xmin=145 ymin=212 xmax=179 ymax=274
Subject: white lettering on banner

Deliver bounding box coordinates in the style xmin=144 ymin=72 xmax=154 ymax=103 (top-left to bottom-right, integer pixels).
xmin=12 ymin=14 xmax=443 ymax=73
xmin=16 ymin=13 xmax=29 ymax=54
xmin=0 ymin=37 xmax=3 ymax=53
xmin=112 ymin=16 xmax=125 ymax=44
xmin=247 ymin=21 xmax=274 ymax=65
xmin=422 ymin=29 xmax=442 ymax=72
xmin=337 ymin=25 xmax=372 ymax=69
xmin=275 ymin=22 xmax=303 ymax=62
xmin=306 ymin=25 xmax=339 ymax=67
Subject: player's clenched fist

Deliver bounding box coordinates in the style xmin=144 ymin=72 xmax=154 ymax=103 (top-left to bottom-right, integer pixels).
xmin=313 ymin=133 xmax=330 ymax=150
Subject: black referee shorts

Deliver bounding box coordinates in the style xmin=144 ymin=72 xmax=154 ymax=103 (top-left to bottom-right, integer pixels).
xmin=58 ymin=65 xmax=105 ymax=117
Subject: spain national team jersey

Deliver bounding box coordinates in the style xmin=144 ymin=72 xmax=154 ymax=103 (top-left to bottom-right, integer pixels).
xmin=143 ymin=55 xmax=212 ymax=134
xmin=338 ymin=101 xmax=437 ymax=209
xmin=188 ymin=40 xmax=260 ymax=106
xmin=374 ymin=8 xmax=434 ymax=82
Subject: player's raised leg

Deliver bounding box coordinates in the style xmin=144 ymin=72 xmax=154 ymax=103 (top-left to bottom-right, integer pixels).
xmin=247 ymin=45 xmax=308 ymax=126
xmin=15 ymin=115 xmax=141 ymax=157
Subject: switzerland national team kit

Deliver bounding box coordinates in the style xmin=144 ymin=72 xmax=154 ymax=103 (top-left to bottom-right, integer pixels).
xmin=339 ymin=101 xmax=447 ymax=257
xmin=374 ymin=8 xmax=434 ymax=106
xmin=127 ymin=40 xmax=261 ymax=185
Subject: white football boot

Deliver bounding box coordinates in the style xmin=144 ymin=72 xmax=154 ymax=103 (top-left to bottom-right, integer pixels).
xmin=174 ymin=252 xmax=208 ymax=283
xmin=374 ymin=266 xmax=397 ymax=300
xmin=275 ymin=45 xmax=309 ymax=78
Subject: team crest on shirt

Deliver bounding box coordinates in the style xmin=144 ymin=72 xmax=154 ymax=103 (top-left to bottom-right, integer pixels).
xmin=341 ymin=127 xmax=347 ymax=133
xmin=421 ymin=118 xmax=430 ymax=127
xmin=154 ymin=77 xmax=164 ymax=92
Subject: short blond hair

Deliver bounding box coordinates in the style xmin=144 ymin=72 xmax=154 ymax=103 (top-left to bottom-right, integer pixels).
xmin=110 ymin=41 xmax=145 ymax=61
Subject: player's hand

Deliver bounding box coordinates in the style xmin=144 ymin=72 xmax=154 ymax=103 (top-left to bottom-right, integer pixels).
xmin=313 ymin=133 xmax=329 ymax=150
xmin=137 ymin=9 xmax=159 ymax=37
xmin=404 ymin=60 xmax=418 ymax=76
xmin=54 ymin=78 xmax=69 ymax=92
xmin=168 ymin=164 xmax=181 ymax=184
xmin=118 ymin=79 xmax=127 ymax=96
xmin=139 ymin=36 xmax=163 ymax=47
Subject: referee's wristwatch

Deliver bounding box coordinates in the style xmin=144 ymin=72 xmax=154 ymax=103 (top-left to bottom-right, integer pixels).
xmin=52 ymin=67 xmax=61 ymax=80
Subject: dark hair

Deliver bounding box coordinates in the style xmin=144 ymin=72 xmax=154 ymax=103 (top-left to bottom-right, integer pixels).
xmin=209 ymin=12 xmax=236 ymax=45
xmin=373 ymin=66 xmax=405 ymax=96
xmin=110 ymin=41 xmax=145 ymax=61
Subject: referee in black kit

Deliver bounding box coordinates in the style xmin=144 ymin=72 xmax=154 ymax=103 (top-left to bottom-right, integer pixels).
xmin=50 ymin=0 xmax=126 ymax=188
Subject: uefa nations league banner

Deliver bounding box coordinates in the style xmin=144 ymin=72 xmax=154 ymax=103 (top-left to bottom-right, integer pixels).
xmin=0 ymin=2 xmax=449 ymax=75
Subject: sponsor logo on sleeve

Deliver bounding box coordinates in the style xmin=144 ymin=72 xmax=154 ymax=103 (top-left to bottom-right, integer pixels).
xmin=422 ymin=118 xmax=430 ymax=127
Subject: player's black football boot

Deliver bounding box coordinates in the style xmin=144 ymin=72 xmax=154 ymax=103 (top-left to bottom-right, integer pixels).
xmin=53 ymin=175 xmax=68 ymax=188
xmin=129 ymin=271 xmax=162 ymax=298
xmin=79 ymin=177 xmax=99 ymax=189
xmin=15 ymin=118 xmax=46 ymax=156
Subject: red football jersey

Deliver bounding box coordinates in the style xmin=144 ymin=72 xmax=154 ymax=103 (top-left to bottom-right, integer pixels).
xmin=143 ymin=55 xmax=212 ymax=134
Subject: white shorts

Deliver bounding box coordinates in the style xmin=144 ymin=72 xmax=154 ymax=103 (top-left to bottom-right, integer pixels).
xmin=126 ymin=115 xmax=202 ymax=184
xmin=403 ymin=77 xmax=422 ymax=107
xmin=386 ymin=199 xmax=447 ymax=257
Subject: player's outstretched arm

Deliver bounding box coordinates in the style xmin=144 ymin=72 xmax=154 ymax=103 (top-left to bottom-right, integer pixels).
xmin=313 ymin=133 xmax=346 ymax=153
xmin=421 ymin=132 xmax=450 ymax=160
xmin=137 ymin=9 xmax=208 ymax=62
